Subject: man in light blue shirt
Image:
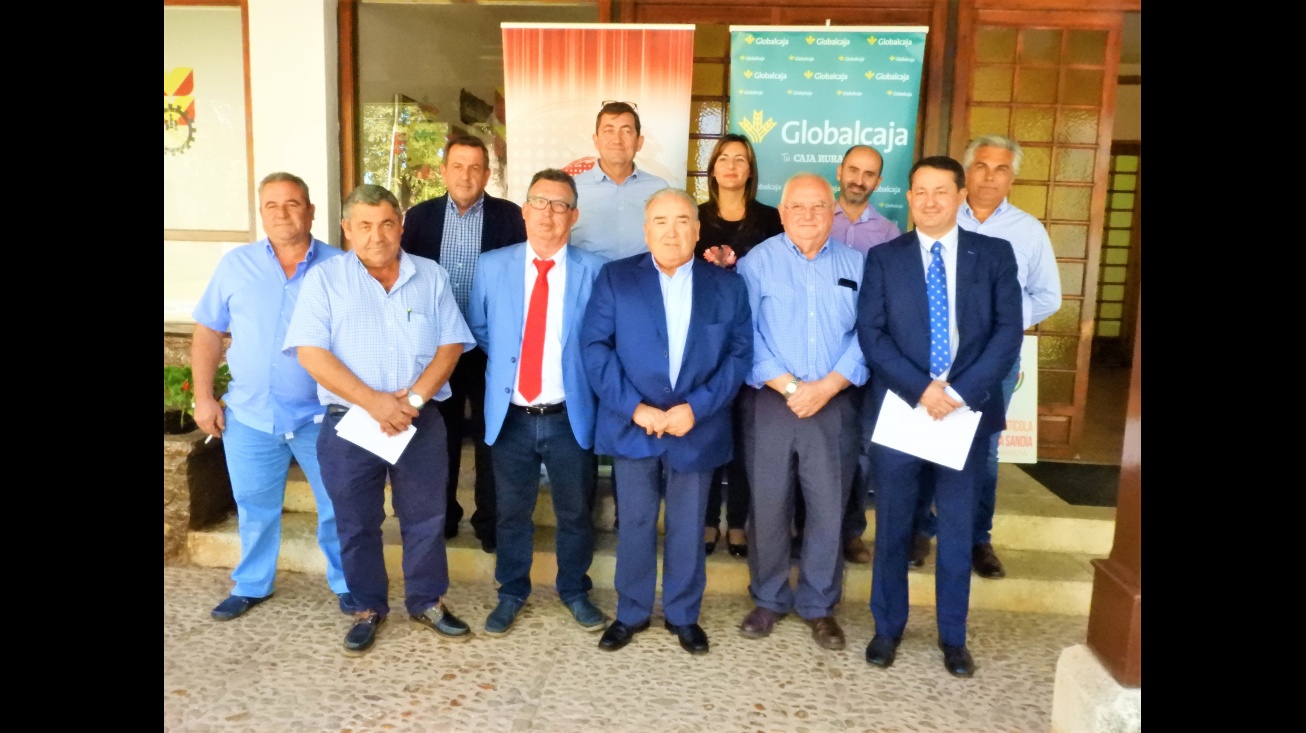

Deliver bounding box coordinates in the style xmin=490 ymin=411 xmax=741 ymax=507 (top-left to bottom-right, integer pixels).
xmin=910 ymin=135 xmax=1063 ymax=580
xmin=735 ymin=173 xmax=867 ymax=653
xmin=192 ymin=172 xmax=351 ymax=622
xmin=569 ymin=101 xmax=669 ymax=261
xmin=285 ymin=184 xmax=476 ymax=656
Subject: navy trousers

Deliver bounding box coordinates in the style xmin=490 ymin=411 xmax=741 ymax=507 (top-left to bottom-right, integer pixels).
xmin=318 ymin=406 xmax=449 ymax=617
xmin=869 ymin=434 xmax=985 ymax=647
xmin=612 ymin=455 xmax=712 ymax=626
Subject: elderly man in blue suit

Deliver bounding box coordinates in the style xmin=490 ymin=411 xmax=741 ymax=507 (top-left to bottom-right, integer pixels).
xmin=467 ymin=168 xmax=609 ymax=636
xmin=581 ymin=188 xmax=753 ymax=655
xmin=857 ymin=156 xmax=1023 ymax=678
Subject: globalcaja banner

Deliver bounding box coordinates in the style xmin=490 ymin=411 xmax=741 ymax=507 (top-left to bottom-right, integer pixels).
xmin=729 ymin=26 xmax=927 ymax=233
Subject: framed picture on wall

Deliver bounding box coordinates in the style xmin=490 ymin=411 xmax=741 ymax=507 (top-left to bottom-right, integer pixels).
xmin=163 ymin=4 xmax=251 ymax=237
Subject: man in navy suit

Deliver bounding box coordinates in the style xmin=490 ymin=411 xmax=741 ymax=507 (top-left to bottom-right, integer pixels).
xmin=401 ymin=135 xmax=527 ymax=552
xmin=857 ymin=156 xmax=1023 ymax=678
xmin=581 ymin=188 xmax=752 ymax=655
xmin=467 ymin=168 xmax=609 ymax=636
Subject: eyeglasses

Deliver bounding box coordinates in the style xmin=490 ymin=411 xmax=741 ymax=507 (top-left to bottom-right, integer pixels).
xmin=526 ymin=196 xmax=574 ymax=213
xmin=601 ymin=100 xmax=638 ymax=110
xmin=783 ymin=203 xmax=832 ymax=215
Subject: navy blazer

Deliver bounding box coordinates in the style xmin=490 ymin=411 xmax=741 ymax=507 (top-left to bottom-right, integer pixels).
xmin=400 ymin=193 xmax=527 ymax=262
xmin=856 ymin=228 xmax=1023 ymax=437
xmin=580 ymin=254 xmax=753 ymax=473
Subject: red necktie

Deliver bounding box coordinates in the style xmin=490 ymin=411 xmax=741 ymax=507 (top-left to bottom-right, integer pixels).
xmin=518 ymin=258 xmax=554 ymax=403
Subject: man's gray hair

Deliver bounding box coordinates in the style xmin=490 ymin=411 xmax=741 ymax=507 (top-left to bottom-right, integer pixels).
xmin=259 ymin=172 xmax=311 ymax=204
xmin=644 ymin=187 xmax=699 ymax=220
xmin=342 ymin=184 xmax=401 ymax=220
xmin=779 ymin=172 xmax=835 ymax=205
xmin=962 ymin=134 xmax=1023 ymax=176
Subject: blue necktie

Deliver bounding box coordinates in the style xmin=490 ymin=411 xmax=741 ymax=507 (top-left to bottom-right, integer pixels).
xmin=928 ymin=241 xmax=951 ymax=377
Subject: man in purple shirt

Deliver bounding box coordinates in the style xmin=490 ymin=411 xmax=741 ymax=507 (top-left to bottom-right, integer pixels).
xmin=831 ymin=145 xmax=901 ymax=254
xmin=192 ymin=172 xmax=352 ymax=622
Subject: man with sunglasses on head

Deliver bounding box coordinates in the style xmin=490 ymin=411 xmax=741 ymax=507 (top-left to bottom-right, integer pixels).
xmin=401 ymin=134 xmax=527 ymax=553
xmin=569 ymin=101 xmax=669 ymax=262
xmin=466 ymin=169 xmax=609 ymax=636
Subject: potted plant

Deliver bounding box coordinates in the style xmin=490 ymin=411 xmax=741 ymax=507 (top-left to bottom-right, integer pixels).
xmin=163 ymin=363 xmax=235 ymax=562
xmin=164 ymin=364 xmax=230 ymax=434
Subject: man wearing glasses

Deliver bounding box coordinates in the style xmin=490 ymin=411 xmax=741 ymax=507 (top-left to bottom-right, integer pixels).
xmin=735 ymin=173 xmax=868 ymax=653
xmin=466 ymin=169 xmax=609 ymax=636
xmin=569 ymin=101 xmax=669 ymax=262
xmin=400 ymin=135 xmax=527 ymax=553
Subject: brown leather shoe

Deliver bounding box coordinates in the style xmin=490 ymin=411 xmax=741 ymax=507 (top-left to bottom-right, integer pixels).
xmin=972 ymin=542 xmax=1006 ymax=579
xmin=739 ymin=607 xmax=785 ymax=639
xmin=844 ymin=536 xmax=872 ymax=564
xmin=805 ymin=616 xmax=846 ymax=650
xmin=909 ymin=533 xmax=932 ymax=569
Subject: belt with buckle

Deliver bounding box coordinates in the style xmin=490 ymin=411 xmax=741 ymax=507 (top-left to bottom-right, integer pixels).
xmin=326 ymin=404 xmax=350 ymax=417
xmin=516 ymin=401 xmax=566 ymax=416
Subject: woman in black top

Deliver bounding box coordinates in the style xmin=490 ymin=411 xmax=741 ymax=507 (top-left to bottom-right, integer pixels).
xmin=696 ymin=133 xmax=783 ymax=558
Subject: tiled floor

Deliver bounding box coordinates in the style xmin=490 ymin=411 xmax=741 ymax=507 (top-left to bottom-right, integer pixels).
xmin=165 ymin=565 xmax=1089 ymax=733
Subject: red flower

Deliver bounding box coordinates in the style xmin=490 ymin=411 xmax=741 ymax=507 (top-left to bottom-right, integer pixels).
xmin=181 ymin=380 xmax=190 ymax=392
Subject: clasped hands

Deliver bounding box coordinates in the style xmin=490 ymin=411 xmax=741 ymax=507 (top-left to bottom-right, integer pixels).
xmin=366 ymin=388 xmax=422 ymax=436
xmin=702 ymin=244 xmax=737 ymax=268
xmin=918 ymin=380 xmax=962 ymax=421
xmin=632 ymin=402 xmax=695 ymax=438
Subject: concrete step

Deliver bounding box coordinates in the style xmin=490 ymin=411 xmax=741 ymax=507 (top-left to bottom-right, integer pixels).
xmin=281 ymin=456 xmax=1115 ymax=556
xmin=188 ymin=512 xmax=1097 ymax=616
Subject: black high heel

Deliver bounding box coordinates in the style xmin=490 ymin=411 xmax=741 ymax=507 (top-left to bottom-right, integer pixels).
xmin=705 ymin=527 xmax=720 ymax=555
xmin=726 ymin=528 xmax=748 ymax=558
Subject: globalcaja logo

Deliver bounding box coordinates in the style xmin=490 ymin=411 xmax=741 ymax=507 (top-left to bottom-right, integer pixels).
xmin=744 ymin=70 xmax=788 ymax=81
xmin=867 ymin=35 xmax=913 ymax=47
xmin=745 ymin=34 xmax=789 ymax=47
xmin=739 ymin=110 xmax=777 ymax=144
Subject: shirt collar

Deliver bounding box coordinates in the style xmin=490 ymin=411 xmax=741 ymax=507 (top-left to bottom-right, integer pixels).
xmin=960 ymin=197 xmax=1010 ymax=221
xmin=526 ymin=242 xmax=568 ymax=264
xmin=781 ymin=232 xmax=831 ymax=257
xmin=592 ymin=164 xmax=642 ymax=184
xmin=445 ymin=194 xmax=485 ymax=217
xmin=915 ymin=226 xmax=960 ymax=254
xmin=835 ymin=204 xmax=883 ymax=224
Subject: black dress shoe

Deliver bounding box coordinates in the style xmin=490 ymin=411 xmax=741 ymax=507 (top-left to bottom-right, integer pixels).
xmin=598 ymin=619 xmax=650 ymax=651
xmin=705 ymin=527 xmax=720 ymax=555
xmin=939 ymin=641 xmax=976 ymax=677
xmin=344 ymin=611 xmax=385 ymax=655
xmin=972 ymin=543 xmax=1006 ymax=579
xmin=865 ymin=634 xmax=901 ymax=668
xmin=479 ymin=534 xmax=497 ymax=554
xmin=664 ymin=620 xmax=709 ymax=654
xmin=909 ymin=533 xmax=932 ymax=569
xmin=211 ymin=594 xmax=271 ymax=621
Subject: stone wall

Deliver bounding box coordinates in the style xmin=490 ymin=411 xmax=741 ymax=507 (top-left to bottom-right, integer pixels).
xmin=164 ymin=322 xmax=230 ymax=367
xmin=164 ymin=431 xmax=235 ymax=563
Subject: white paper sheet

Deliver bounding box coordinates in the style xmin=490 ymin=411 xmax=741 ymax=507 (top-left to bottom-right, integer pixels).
xmin=334 ymin=406 xmax=417 ymax=465
xmin=870 ymin=390 xmax=982 ymax=471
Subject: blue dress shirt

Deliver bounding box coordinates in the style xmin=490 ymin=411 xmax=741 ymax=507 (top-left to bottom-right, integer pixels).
xmin=958 ymin=198 xmax=1061 ymax=330
xmin=283 ymin=251 xmax=475 ymax=406
xmin=570 ymin=166 xmax=669 ymax=261
xmin=657 ymin=258 xmax=694 ymax=389
xmin=437 ymin=195 xmax=485 ymax=316
xmin=192 ymin=238 xmax=344 ymax=435
xmin=736 ymin=233 xmax=868 ymax=389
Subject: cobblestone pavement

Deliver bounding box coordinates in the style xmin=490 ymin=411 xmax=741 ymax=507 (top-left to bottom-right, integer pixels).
xmin=165 ymin=565 xmax=1087 ymax=733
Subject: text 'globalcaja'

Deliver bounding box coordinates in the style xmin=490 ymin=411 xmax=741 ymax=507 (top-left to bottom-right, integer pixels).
xmin=780 ymin=119 xmax=910 ymax=153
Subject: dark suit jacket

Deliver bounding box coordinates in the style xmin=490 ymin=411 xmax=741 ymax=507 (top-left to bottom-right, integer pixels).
xmin=400 ymin=193 xmax=527 ymax=262
xmin=856 ymin=228 xmax=1023 ymax=437
xmin=581 ymin=254 xmax=753 ymax=473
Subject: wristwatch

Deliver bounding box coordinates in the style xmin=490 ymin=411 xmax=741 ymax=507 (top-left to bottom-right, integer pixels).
xmin=407 ymin=390 xmax=427 ymax=409
xmin=782 ymin=378 xmax=800 ymax=400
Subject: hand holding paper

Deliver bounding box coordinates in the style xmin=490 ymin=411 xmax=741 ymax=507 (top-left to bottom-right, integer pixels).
xmin=870 ymin=390 xmax=981 ymax=471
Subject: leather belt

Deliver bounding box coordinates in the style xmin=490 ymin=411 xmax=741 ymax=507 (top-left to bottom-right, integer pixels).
xmin=326 ymin=404 xmax=350 ymax=417
xmin=515 ymin=401 xmax=566 ymax=416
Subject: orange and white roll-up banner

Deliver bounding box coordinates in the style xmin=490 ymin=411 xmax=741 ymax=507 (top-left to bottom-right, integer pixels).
xmin=501 ymin=23 xmax=694 ymax=202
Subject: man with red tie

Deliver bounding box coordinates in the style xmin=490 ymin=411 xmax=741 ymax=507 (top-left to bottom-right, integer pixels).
xmin=467 ymin=169 xmax=610 ymax=636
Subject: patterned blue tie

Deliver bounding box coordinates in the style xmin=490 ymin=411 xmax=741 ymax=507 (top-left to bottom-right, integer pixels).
xmin=928 ymin=241 xmax=951 ymax=377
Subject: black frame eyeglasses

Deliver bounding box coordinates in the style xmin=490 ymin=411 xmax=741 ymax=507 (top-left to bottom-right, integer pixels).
xmin=525 ymin=196 xmax=574 ymax=213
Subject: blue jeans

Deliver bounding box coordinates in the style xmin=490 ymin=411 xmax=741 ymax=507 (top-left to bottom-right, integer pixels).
xmin=222 ymin=411 xmax=348 ymax=598
xmin=912 ymin=355 xmax=1021 ymax=544
xmin=490 ymin=408 xmax=596 ymax=604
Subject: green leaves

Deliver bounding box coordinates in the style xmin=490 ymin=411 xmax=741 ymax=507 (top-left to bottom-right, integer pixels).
xmin=163 ymin=364 xmax=231 ymax=426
